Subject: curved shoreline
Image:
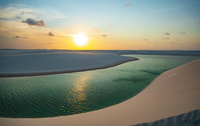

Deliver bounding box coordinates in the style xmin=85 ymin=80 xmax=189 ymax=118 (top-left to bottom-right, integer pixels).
xmin=0 ymin=57 xmax=139 ymax=78
xmin=0 ymin=60 xmax=199 ymax=126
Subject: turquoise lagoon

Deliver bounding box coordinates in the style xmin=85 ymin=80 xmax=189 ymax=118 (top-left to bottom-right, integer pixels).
xmin=0 ymin=55 xmax=200 ymax=118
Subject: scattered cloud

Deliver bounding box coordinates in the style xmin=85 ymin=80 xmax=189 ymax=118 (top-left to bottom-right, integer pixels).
xmin=0 ymin=20 xmax=70 ymax=43
xmin=0 ymin=5 xmax=67 ymax=20
xmin=143 ymin=39 xmax=149 ymax=41
xmin=94 ymin=28 xmax=100 ymax=32
xmin=177 ymin=39 xmax=179 ymax=41
xmin=22 ymin=18 xmax=45 ymax=27
xmin=48 ymin=32 xmax=54 ymax=36
xmin=179 ymin=31 xmax=186 ymax=34
xmin=102 ymin=35 xmax=107 ymax=37
xmin=125 ymin=3 xmax=132 ymax=7
xmin=47 ymin=43 xmax=51 ymax=44
xmin=12 ymin=36 xmax=28 ymax=39
xmin=164 ymin=32 xmax=170 ymax=35
xmin=171 ymin=42 xmax=175 ymax=44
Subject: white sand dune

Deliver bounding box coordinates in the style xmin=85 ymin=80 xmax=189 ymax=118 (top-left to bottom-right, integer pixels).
xmin=0 ymin=51 xmax=137 ymax=77
xmin=0 ymin=60 xmax=199 ymax=126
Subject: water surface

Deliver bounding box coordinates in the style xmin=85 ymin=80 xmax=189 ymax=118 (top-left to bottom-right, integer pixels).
xmin=0 ymin=55 xmax=199 ymax=118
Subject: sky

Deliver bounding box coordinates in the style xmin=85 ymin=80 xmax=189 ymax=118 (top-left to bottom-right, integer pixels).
xmin=0 ymin=0 xmax=200 ymax=50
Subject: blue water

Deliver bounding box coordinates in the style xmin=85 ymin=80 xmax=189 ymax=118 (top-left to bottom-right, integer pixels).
xmin=0 ymin=55 xmax=199 ymax=118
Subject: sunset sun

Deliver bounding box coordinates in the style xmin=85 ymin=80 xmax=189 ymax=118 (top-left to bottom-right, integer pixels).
xmin=73 ymin=34 xmax=88 ymax=46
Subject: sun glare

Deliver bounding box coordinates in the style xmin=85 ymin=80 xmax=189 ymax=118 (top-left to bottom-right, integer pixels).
xmin=73 ymin=34 xmax=88 ymax=46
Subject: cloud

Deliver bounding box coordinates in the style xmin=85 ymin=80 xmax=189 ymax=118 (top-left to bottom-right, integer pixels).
xmin=177 ymin=39 xmax=179 ymax=41
xmin=162 ymin=37 xmax=169 ymax=40
xmin=108 ymin=25 xmax=115 ymax=28
xmin=48 ymin=32 xmax=54 ymax=36
xmin=164 ymin=32 xmax=170 ymax=35
xmin=21 ymin=10 xmax=35 ymax=15
xmin=179 ymin=31 xmax=186 ymax=34
xmin=94 ymin=28 xmax=100 ymax=32
xmin=15 ymin=16 xmax=21 ymax=19
xmin=102 ymin=35 xmax=107 ymax=37
xmin=0 ymin=5 xmax=67 ymax=20
xmin=171 ymin=42 xmax=175 ymax=44
xmin=0 ymin=20 xmax=72 ymax=49
xmin=143 ymin=39 xmax=149 ymax=41
xmin=125 ymin=3 xmax=132 ymax=7
xmin=22 ymin=18 xmax=45 ymax=27
xmin=12 ymin=36 xmax=28 ymax=39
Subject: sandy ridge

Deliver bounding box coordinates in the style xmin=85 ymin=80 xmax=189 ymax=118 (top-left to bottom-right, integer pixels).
xmin=0 ymin=57 xmax=139 ymax=78
xmin=131 ymin=109 xmax=200 ymax=126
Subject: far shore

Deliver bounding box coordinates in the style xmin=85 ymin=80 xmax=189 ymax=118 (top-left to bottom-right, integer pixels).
xmin=0 ymin=57 xmax=139 ymax=78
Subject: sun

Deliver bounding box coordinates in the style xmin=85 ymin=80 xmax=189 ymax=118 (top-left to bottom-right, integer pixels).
xmin=73 ymin=34 xmax=88 ymax=46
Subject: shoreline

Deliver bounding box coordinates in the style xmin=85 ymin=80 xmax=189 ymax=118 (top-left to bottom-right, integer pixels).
xmin=0 ymin=60 xmax=199 ymax=126
xmin=0 ymin=57 xmax=139 ymax=78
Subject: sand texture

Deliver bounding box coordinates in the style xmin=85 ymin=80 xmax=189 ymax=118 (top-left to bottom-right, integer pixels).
xmin=0 ymin=60 xmax=199 ymax=126
xmin=131 ymin=109 xmax=200 ymax=126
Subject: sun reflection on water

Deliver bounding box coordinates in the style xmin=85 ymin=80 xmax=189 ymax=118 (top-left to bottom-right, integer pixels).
xmin=61 ymin=74 xmax=91 ymax=114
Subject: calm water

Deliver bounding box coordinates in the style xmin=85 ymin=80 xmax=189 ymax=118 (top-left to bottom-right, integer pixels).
xmin=0 ymin=55 xmax=199 ymax=118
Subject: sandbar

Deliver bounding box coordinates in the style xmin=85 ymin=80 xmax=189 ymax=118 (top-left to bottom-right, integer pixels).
xmin=0 ymin=50 xmax=138 ymax=77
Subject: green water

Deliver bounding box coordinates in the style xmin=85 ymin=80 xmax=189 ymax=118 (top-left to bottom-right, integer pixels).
xmin=0 ymin=55 xmax=199 ymax=118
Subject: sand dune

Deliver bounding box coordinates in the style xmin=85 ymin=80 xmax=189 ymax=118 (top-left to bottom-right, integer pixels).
xmin=0 ymin=60 xmax=199 ymax=126
xmin=0 ymin=50 xmax=138 ymax=77
xmin=131 ymin=109 xmax=200 ymax=126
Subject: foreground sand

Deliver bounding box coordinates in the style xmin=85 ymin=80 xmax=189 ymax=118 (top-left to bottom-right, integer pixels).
xmin=0 ymin=60 xmax=199 ymax=126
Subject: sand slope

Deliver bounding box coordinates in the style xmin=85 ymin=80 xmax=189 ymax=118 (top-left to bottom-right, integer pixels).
xmin=0 ymin=60 xmax=200 ymax=126
xmin=131 ymin=109 xmax=200 ymax=126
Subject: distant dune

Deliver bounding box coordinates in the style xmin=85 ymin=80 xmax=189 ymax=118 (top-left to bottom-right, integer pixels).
xmin=0 ymin=58 xmax=199 ymax=126
xmin=0 ymin=50 xmax=138 ymax=77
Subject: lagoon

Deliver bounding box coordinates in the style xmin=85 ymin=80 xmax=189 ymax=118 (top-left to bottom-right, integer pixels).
xmin=0 ymin=54 xmax=199 ymax=118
